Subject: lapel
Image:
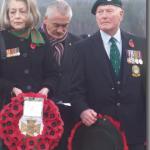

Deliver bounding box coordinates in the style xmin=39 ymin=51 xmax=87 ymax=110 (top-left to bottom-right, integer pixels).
xmin=91 ymin=31 xmax=115 ymax=85
xmin=120 ymin=31 xmax=132 ymax=87
xmin=60 ymin=34 xmax=73 ymax=69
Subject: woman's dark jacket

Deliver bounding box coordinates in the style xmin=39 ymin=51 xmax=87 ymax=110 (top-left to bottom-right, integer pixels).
xmin=0 ymin=30 xmax=59 ymax=109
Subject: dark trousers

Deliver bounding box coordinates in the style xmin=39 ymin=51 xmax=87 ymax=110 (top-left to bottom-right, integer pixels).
xmin=55 ymin=105 xmax=75 ymax=150
xmin=129 ymin=144 xmax=146 ymax=150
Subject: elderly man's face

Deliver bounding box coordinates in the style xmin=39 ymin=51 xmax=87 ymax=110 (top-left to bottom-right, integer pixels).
xmin=96 ymin=5 xmax=124 ymax=36
xmin=44 ymin=11 xmax=70 ymax=40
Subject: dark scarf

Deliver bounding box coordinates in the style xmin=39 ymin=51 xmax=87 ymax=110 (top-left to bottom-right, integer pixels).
xmin=10 ymin=28 xmax=45 ymax=46
xmin=40 ymin=24 xmax=68 ymax=65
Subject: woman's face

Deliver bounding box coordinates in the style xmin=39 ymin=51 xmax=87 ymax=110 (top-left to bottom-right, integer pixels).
xmin=8 ymin=0 xmax=28 ymax=30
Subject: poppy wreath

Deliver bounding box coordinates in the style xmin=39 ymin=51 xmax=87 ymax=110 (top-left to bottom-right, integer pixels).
xmin=68 ymin=114 xmax=128 ymax=150
xmin=0 ymin=92 xmax=64 ymax=150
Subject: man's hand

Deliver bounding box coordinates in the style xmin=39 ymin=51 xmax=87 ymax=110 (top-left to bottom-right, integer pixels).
xmin=38 ymin=87 xmax=49 ymax=97
xmin=12 ymin=87 xmax=23 ymax=96
xmin=80 ymin=109 xmax=97 ymax=126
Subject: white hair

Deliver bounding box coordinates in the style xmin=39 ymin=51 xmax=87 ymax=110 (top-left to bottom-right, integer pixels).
xmin=45 ymin=0 xmax=73 ymax=20
xmin=0 ymin=0 xmax=41 ymax=29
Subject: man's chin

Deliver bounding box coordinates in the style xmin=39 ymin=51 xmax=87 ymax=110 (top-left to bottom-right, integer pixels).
xmin=53 ymin=35 xmax=64 ymax=40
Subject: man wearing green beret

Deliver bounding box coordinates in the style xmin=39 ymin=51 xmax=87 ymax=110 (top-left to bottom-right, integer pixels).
xmin=70 ymin=0 xmax=146 ymax=150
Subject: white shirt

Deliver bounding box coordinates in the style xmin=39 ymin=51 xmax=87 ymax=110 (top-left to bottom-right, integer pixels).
xmin=100 ymin=29 xmax=122 ymax=59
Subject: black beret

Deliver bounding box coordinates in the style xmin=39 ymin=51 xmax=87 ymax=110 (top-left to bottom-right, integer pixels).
xmin=91 ymin=0 xmax=122 ymax=15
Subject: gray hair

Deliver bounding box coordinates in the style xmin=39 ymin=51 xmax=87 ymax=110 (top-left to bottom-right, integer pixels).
xmin=0 ymin=0 xmax=41 ymax=29
xmin=45 ymin=0 xmax=73 ymax=20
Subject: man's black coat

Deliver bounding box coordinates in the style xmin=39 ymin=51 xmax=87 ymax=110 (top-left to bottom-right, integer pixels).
xmin=70 ymin=31 xmax=146 ymax=145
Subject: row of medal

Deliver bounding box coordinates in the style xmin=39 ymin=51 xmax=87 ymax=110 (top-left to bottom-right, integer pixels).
xmin=6 ymin=47 xmax=20 ymax=57
xmin=127 ymin=50 xmax=143 ymax=65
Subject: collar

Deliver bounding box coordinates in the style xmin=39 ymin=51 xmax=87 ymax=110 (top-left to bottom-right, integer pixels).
xmin=10 ymin=28 xmax=45 ymax=46
xmin=100 ymin=29 xmax=121 ymax=44
xmin=40 ymin=23 xmax=68 ymax=46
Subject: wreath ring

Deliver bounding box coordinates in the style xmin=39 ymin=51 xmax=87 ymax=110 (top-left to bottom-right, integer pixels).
xmin=0 ymin=92 xmax=64 ymax=150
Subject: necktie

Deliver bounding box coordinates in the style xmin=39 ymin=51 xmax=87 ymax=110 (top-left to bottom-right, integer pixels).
xmin=109 ymin=37 xmax=121 ymax=76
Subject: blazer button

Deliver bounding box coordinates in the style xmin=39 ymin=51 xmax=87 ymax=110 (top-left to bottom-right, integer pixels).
xmin=59 ymin=73 xmax=62 ymax=77
xmin=111 ymin=87 xmax=115 ymax=90
xmin=116 ymin=102 xmax=121 ymax=107
xmin=118 ymin=90 xmax=121 ymax=94
xmin=24 ymin=69 xmax=29 ymax=74
xmin=22 ymin=53 xmax=28 ymax=58
xmin=26 ymin=85 xmax=32 ymax=90
xmin=117 ymin=81 xmax=121 ymax=85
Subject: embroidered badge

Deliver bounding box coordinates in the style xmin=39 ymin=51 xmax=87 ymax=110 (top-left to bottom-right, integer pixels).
xmin=132 ymin=65 xmax=141 ymax=77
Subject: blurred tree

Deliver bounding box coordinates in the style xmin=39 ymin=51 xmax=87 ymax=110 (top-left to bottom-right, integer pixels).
xmin=15 ymin=0 xmax=146 ymax=38
xmin=121 ymin=0 xmax=146 ymax=37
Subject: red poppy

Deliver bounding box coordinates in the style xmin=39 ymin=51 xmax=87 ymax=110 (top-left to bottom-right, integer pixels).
xmin=37 ymin=137 xmax=50 ymax=150
xmin=30 ymin=43 xmax=37 ymax=49
xmin=17 ymin=143 xmax=26 ymax=150
xmin=10 ymin=102 xmax=23 ymax=116
xmin=0 ymin=114 xmax=7 ymax=123
xmin=129 ymin=39 xmax=135 ymax=48
xmin=26 ymin=137 xmax=37 ymax=149
xmin=4 ymin=137 xmax=12 ymax=147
